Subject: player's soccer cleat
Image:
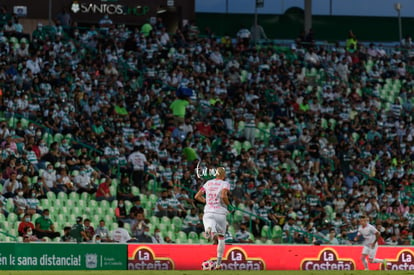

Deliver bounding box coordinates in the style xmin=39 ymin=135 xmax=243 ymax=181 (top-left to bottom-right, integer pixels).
xmin=204 ymin=228 xmax=213 ymax=242
xmin=364 ymin=268 xmax=369 ymax=271
xmin=214 ymin=263 xmax=223 ymax=270
xmin=383 ymin=259 xmax=388 ymax=270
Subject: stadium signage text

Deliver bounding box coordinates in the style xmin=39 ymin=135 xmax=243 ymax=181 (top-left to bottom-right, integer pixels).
xmin=71 ymin=1 xmax=150 ymax=16
xmin=211 ymin=247 xmax=265 ymax=270
xmin=128 ymin=246 xmax=174 ymax=270
xmin=0 ymin=243 xmax=126 ymax=270
xmin=301 ymin=248 xmax=356 ymax=270
xmin=382 ymin=250 xmax=414 ymax=270
xmin=195 ymin=160 xmax=218 ymax=179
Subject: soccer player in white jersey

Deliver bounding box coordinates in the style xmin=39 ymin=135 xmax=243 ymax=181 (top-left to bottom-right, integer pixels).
xmin=354 ymin=216 xmax=387 ymax=270
xmin=195 ymin=167 xmax=230 ymax=270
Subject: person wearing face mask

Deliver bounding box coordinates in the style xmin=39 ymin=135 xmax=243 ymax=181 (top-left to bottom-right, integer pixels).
xmin=73 ymin=166 xmax=97 ymax=194
xmin=13 ymin=188 xmax=27 ymax=216
xmin=18 ymin=213 xmax=35 ymax=236
xmin=342 ymin=207 xmax=352 ymax=223
xmin=41 ymin=163 xmax=63 ymax=194
xmin=2 ymin=171 xmax=22 ymax=198
xmin=23 ymin=226 xmax=43 ymax=242
xmin=115 ymin=199 xmax=130 ymax=223
xmin=234 ymin=224 xmax=253 ymax=243
xmin=34 ymin=209 xmax=60 ymax=240
xmin=151 ymin=228 xmax=164 ymax=244
xmin=83 ymin=219 xmax=95 ymax=241
xmin=154 ymin=190 xmax=169 ymax=218
xmin=95 ymin=220 xmax=110 ymax=242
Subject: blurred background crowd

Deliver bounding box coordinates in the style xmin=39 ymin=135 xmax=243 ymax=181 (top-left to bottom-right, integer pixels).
xmin=1 ymin=8 xmax=414 ymax=246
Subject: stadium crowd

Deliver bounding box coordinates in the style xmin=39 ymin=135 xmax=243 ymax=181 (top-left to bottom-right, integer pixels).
xmin=0 ymin=7 xmax=414 ymax=245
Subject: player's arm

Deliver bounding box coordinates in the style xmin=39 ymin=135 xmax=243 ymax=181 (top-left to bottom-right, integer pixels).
xmin=353 ymin=231 xmax=361 ymax=242
xmin=221 ymin=189 xmax=230 ymax=206
xmin=373 ymin=231 xmax=380 ymax=245
xmin=194 ymin=188 xmax=206 ymax=204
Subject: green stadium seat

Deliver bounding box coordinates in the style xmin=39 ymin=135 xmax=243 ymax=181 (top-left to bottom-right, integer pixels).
xmin=261 ymin=225 xmax=271 ymax=239
xmin=165 ymin=230 xmax=176 ymax=240
xmin=46 ymin=191 xmax=56 ymax=201
xmin=272 ymin=225 xmax=283 ymax=242
xmin=176 ymin=231 xmax=187 ymax=242
xmin=8 ymin=117 xmax=18 ymax=128
xmin=7 ymin=213 xmax=18 ymax=224
xmin=89 ymin=200 xmax=98 ymax=208
xmin=100 ymin=200 xmax=110 ymax=209
xmin=188 ymin=231 xmax=199 ymax=242
xmin=65 ymin=199 xmax=74 ymax=208
xmin=149 ymin=216 xmax=160 ymax=226
xmin=6 ymin=198 xmax=14 ymax=212
xmin=41 ymin=199 xmax=50 ymax=209
xmin=54 ymin=199 xmax=63 ymax=208
xmin=53 ymin=133 xmax=64 ymax=143
xmin=171 ymin=216 xmax=183 ymax=232
xmin=161 ymin=216 xmax=170 ymax=224
xmin=20 ymin=118 xmax=29 ymax=129
xmin=158 ymin=222 xmax=169 ymax=233
xmin=131 ymin=186 xmax=140 ymax=196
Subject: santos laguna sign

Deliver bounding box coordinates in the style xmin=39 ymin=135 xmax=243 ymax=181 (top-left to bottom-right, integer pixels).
xmin=5 ymin=0 xmax=194 ymax=26
xmin=71 ymin=1 xmax=150 ymax=16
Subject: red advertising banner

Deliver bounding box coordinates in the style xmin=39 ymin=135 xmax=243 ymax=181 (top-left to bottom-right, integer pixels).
xmin=127 ymin=244 xmax=414 ymax=270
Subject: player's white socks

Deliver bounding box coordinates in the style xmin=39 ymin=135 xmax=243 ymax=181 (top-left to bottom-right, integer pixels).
xmin=362 ymin=257 xmax=368 ymax=269
xmin=217 ymin=238 xmax=225 ymax=265
xmin=371 ymin=258 xmax=384 ymax=263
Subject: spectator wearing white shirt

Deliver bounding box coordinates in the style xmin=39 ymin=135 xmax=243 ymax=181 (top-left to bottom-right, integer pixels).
xmin=151 ymin=228 xmax=164 ymax=244
xmin=128 ymin=145 xmax=148 ymax=191
xmin=234 ymin=224 xmax=253 ymax=243
xmin=13 ymin=188 xmax=27 ymax=215
xmin=26 ymin=54 xmax=42 ymax=75
xmin=41 ymin=163 xmax=62 ymax=194
xmin=304 ymin=48 xmax=320 ymax=68
xmin=209 ymin=48 xmax=224 ymax=67
xmin=237 ymin=25 xmax=251 ymax=46
xmin=2 ymin=172 xmax=22 ymax=198
xmin=111 ymin=220 xmax=132 ymax=243
xmin=73 ymin=166 xmax=97 ymax=194
xmin=103 ymin=142 xmax=120 ymax=165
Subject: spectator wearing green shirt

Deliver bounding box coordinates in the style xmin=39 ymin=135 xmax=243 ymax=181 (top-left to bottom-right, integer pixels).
xmin=116 ymin=175 xmax=138 ymax=202
xmin=140 ymin=21 xmax=153 ymax=37
xmin=34 ymin=209 xmax=60 ymax=240
xmin=70 ymin=216 xmax=89 ymax=243
xmin=114 ymin=101 xmax=128 ymax=116
xmin=169 ymin=97 xmax=190 ymax=126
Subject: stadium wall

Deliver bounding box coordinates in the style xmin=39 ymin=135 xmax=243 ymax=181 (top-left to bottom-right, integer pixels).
xmin=196 ymin=12 xmax=414 ymax=42
xmin=1 ymin=243 xmax=412 ymax=270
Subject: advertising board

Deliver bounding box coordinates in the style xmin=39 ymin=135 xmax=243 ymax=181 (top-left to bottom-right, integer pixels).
xmin=0 ymin=243 xmax=126 ymax=270
xmin=127 ymin=244 xmax=414 ymax=270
